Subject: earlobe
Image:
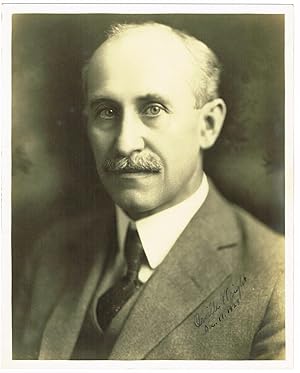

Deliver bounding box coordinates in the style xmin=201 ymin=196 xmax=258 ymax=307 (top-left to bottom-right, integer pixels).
xmin=199 ymin=98 xmax=226 ymax=149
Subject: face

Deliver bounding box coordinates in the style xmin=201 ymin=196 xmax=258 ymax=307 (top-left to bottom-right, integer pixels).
xmin=86 ymin=29 xmax=207 ymax=220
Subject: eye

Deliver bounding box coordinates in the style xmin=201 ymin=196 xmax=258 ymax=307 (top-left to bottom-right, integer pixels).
xmin=142 ymin=104 xmax=165 ymax=117
xmin=96 ymin=107 xmax=118 ymax=120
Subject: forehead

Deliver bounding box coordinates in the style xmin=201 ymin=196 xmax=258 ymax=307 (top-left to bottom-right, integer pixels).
xmin=87 ymin=28 xmax=196 ymax=98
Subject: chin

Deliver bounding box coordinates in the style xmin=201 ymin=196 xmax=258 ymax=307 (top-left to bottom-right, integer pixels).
xmin=113 ymin=191 xmax=160 ymax=220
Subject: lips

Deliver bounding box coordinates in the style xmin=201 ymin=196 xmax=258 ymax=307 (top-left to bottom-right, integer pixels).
xmin=114 ymin=171 xmax=156 ymax=180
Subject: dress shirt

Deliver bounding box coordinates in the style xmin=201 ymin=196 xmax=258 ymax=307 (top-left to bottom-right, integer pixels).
xmin=116 ymin=173 xmax=209 ymax=281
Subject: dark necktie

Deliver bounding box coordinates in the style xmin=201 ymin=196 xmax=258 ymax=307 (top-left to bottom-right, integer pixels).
xmin=96 ymin=225 xmax=144 ymax=332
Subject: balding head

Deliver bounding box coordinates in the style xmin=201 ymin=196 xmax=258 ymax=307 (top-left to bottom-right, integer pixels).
xmin=82 ymin=22 xmax=222 ymax=111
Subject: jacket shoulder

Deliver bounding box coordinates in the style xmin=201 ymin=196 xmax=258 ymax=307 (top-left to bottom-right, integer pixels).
xmin=232 ymin=204 xmax=284 ymax=270
xmin=33 ymin=205 xmax=114 ymax=260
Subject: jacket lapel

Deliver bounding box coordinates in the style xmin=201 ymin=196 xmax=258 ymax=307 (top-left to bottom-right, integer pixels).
xmin=110 ymin=183 xmax=241 ymax=359
xmin=38 ymin=210 xmax=117 ymax=360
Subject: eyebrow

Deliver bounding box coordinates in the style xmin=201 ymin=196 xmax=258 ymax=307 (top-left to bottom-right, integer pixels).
xmin=89 ymin=96 xmax=119 ymax=110
xmin=136 ymin=93 xmax=172 ymax=107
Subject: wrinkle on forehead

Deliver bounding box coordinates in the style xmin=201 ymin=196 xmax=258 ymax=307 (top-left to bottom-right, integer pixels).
xmin=87 ymin=27 xmax=197 ymax=100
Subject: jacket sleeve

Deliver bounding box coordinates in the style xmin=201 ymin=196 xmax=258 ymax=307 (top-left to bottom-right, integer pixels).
xmin=250 ymin=268 xmax=285 ymax=359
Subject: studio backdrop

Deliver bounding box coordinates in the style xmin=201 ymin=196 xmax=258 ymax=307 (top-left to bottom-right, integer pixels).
xmin=12 ymin=14 xmax=284 ymax=278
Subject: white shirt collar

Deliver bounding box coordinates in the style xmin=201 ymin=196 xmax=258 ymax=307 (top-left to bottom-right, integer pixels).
xmin=116 ymin=173 xmax=209 ymax=269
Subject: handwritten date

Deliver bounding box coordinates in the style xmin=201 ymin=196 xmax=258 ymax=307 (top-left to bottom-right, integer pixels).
xmin=194 ymin=274 xmax=247 ymax=333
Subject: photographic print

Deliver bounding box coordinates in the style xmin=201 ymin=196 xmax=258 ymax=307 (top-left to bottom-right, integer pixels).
xmin=1 ymin=2 xmax=294 ymax=370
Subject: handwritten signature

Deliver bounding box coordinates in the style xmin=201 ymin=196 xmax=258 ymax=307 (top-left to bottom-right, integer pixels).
xmin=194 ymin=274 xmax=247 ymax=333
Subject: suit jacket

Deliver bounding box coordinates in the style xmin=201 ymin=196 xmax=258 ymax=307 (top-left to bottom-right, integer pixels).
xmin=12 ymin=182 xmax=285 ymax=360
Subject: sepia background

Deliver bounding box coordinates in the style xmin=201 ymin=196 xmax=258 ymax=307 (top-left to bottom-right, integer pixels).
xmin=12 ymin=14 xmax=284 ymax=279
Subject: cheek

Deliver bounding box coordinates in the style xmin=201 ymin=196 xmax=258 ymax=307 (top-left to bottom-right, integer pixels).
xmin=157 ymin=133 xmax=201 ymax=182
xmin=88 ymin=127 xmax=113 ymax=158
xmin=159 ymin=129 xmax=200 ymax=163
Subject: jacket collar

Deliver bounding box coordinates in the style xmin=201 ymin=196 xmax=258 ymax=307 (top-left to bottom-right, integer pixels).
xmin=109 ymin=181 xmax=242 ymax=359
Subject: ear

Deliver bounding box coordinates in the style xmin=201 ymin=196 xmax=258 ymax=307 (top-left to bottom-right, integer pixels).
xmin=198 ymin=98 xmax=226 ymax=149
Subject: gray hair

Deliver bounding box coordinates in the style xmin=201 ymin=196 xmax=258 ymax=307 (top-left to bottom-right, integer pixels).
xmin=82 ymin=22 xmax=222 ymax=110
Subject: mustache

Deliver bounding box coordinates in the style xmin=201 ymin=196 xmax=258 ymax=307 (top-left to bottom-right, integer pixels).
xmin=103 ymin=151 xmax=163 ymax=173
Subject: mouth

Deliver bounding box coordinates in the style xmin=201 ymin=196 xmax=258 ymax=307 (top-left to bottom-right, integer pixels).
xmin=109 ymin=170 xmax=159 ymax=179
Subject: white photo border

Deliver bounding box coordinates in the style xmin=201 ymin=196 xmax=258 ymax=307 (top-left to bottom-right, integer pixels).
xmin=1 ymin=1 xmax=296 ymax=372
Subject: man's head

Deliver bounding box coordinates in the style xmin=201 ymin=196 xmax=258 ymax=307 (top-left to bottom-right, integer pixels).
xmin=83 ymin=22 xmax=226 ymax=220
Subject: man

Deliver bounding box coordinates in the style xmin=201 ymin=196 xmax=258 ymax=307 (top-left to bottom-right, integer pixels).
xmin=13 ymin=22 xmax=284 ymax=360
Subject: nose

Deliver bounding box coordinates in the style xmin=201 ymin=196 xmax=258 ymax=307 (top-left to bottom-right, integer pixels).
xmin=115 ymin=111 xmax=145 ymax=156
